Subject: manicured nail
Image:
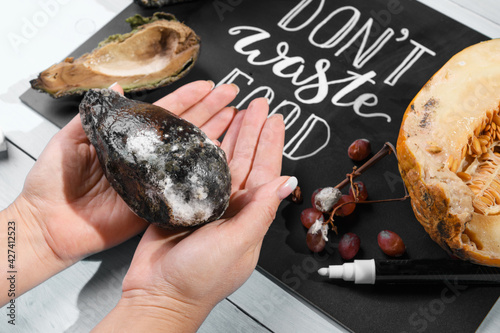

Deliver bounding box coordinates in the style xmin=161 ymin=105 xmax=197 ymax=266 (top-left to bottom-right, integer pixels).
xmin=269 ymin=113 xmax=283 ymax=121
xmin=278 ymin=176 xmax=298 ymax=200
xmin=108 ymin=82 xmax=118 ymax=89
xmin=207 ymin=80 xmax=215 ymax=90
xmin=230 ymin=83 xmax=240 ymax=94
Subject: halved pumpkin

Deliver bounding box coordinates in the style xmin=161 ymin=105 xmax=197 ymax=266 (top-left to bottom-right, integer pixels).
xmin=397 ymin=39 xmax=500 ymax=266
xmin=30 ymin=13 xmax=200 ymax=98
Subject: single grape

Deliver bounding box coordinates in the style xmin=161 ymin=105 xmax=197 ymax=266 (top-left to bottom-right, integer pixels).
xmin=311 ymin=188 xmax=322 ymax=207
xmin=300 ymin=208 xmax=323 ymax=229
xmin=314 ymin=187 xmax=342 ymax=212
xmin=306 ymin=220 xmax=328 ymax=252
xmin=349 ymin=181 xmax=368 ymax=202
xmin=333 ymin=194 xmax=356 ymax=216
xmin=338 ymin=232 xmax=361 ymax=260
xmin=348 ymin=138 xmax=371 ymax=161
xmin=306 ymin=229 xmax=325 ymax=253
xmin=377 ymin=230 xmax=406 ymax=257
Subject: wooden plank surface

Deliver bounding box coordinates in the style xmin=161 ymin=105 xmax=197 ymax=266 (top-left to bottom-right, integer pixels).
xmin=1 ymin=1 xmax=499 ymax=332
xmin=451 ymin=0 xmax=500 ymax=31
xmin=0 ymin=141 xmax=34 ymax=205
xmin=418 ymin=0 xmax=500 ymax=38
xmin=228 ymin=268 xmax=348 ymax=333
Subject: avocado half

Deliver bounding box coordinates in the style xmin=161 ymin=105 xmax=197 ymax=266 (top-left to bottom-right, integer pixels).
xmin=31 ymin=13 xmax=200 ymax=98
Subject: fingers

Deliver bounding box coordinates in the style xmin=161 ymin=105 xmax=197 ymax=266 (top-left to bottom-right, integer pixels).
xmin=57 ymin=114 xmax=87 ymax=143
xmin=198 ymin=106 xmax=237 ymax=141
xmin=153 ymin=80 xmax=214 ymax=115
xmin=245 ymin=113 xmax=285 ymax=189
xmin=153 ymin=81 xmax=239 ymax=130
xmin=220 ymin=109 xmax=246 ymax=162
xmin=138 ymin=225 xmax=191 ymax=257
xmin=109 ymin=82 xmax=124 ymax=95
xmin=124 ymin=225 xmax=191 ymax=281
xmin=223 ymin=98 xmax=270 ymax=192
xmin=225 ymin=176 xmax=298 ymax=242
xmin=179 ymin=84 xmax=239 ymax=127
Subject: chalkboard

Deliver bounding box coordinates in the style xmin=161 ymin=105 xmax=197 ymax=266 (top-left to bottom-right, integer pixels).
xmin=21 ymin=1 xmax=499 ymax=332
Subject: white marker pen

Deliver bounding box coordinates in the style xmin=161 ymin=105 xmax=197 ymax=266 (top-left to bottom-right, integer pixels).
xmin=318 ymin=259 xmax=500 ymax=284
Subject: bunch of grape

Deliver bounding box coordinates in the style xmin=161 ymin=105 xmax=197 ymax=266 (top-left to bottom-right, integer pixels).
xmin=299 ymin=139 xmax=406 ymax=258
xmin=300 ymin=181 xmax=367 ymax=253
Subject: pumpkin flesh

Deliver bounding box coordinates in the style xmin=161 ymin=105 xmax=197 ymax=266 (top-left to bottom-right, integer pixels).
xmin=397 ymin=39 xmax=500 ymax=266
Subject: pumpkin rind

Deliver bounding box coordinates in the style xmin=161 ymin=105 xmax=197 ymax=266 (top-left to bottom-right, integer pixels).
xmin=397 ymin=39 xmax=500 ymax=266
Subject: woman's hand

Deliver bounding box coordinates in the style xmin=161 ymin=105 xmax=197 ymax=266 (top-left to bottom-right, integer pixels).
xmin=0 ymin=81 xmax=240 ymax=303
xmin=93 ymin=97 xmax=296 ymax=332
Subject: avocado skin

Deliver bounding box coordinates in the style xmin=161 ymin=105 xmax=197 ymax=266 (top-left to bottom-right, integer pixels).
xmin=79 ymin=89 xmax=231 ymax=229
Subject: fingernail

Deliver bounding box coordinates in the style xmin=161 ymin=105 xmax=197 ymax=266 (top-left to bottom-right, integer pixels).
xmin=278 ymin=176 xmax=298 ymax=200
xmin=207 ymin=80 xmax=215 ymax=90
xmin=108 ymin=82 xmax=118 ymax=89
xmin=230 ymin=83 xmax=240 ymax=94
xmin=269 ymin=113 xmax=283 ymax=121
xmin=267 ymin=113 xmax=285 ymax=130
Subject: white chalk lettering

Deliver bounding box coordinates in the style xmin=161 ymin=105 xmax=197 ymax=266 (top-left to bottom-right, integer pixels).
xmin=278 ymin=3 xmax=437 ymax=85
xmin=229 ymin=25 xmax=389 ymax=120
xmin=222 ymin=1 xmax=439 ymax=160
xmin=230 ymin=26 xmax=280 ymax=65
xmin=236 ymin=86 xmax=275 ymax=109
xmin=308 ymin=6 xmax=360 ymax=49
xmin=333 ymin=18 xmax=395 ymax=69
xmin=216 ymin=67 xmax=254 ymax=87
xmin=396 ymin=28 xmax=410 ymax=42
xmin=384 ymin=39 xmax=436 ymax=86
xmin=353 ymin=93 xmax=390 ymax=122
xmin=277 ymin=0 xmax=325 ymax=32
xmin=284 ymin=113 xmax=331 ymax=161
xmin=269 ymin=100 xmax=301 ymax=129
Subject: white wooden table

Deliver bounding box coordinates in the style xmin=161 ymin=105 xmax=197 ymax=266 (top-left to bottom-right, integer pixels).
xmin=0 ymin=1 xmax=499 ymax=332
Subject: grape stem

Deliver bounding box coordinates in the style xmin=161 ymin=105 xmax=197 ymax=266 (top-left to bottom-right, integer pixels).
xmin=326 ymin=142 xmax=409 ymax=232
xmin=334 ymin=142 xmax=395 ymax=190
